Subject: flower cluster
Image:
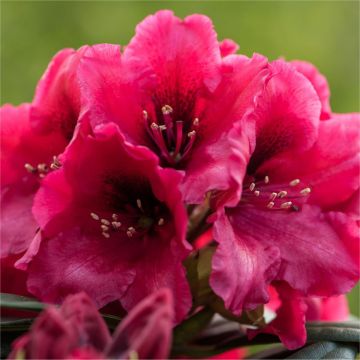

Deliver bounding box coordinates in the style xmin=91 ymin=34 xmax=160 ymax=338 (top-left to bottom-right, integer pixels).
xmin=1 ymin=10 xmax=359 ymax=357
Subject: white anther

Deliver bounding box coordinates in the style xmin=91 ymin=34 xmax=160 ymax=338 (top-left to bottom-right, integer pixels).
xmin=37 ymin=163 xmax=48 ymax=173
xmin=267 ymin=201 xmax=275 ymax=209
xmin=300 ymin=187 xmax=311 ymax=196
xmin=127 ymin=227 xmax=136 ymax=238
xmin=280 ymin=201 xmax=293 ymax=209
xmin=278 ymin=191 xmax=287 ymax=198
xmin=188 ymin=130 xmax=196 ymax=138
xmin=143 ymin=110 xmax=148 ymax=119
xmin=112 ymin=214 xmax=118 ymax=221
xmin=158 ymin=218 xmax=165 ymax=226
xmin=161 ymin=105 xmax=173 ymax=114
xmin=136 ymin=199 xmax=142 ymax=209
xmin=151 ymin=122 xmax=159 ymax=130
xmin=112 ymin=221 xmax=122 ymax=229
xmin=289 ymin=179 xmax=300 ymax=186
xmin=24 ymin=163 xmax=36 ymax=173
xmin=50 ymin=156 xmax=61 ymax=170
xmin=90 ymin=213 xmax=100 ymax=221
xmin=159 ymin=125 xmax=167 ymax=131
xmin=264 ymin=176 xmax=270 ymax=184
xmin=269 ymin=192 xmax=277 ymax=201
xmin=101 ymin=219 xmax=110 ymax=226
xmin=254 ymin=190 xmax=260 ymax=197
xmin=193 ymin=118 xmax=200 ymax=126
xmin=249 ymin=183 xmax=256 ymax=191
xmin=102 ymin=232 xmax=110 ymax=239
xmin=101 ymin=225 xmax=109 ymax=232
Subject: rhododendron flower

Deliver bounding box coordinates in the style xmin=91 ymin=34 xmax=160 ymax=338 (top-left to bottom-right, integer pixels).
xmin=17 ymin=121 xmax=191 ymax=321
xmin=8 ymin=289 xmax=173 ymax=359
xmin=210 ymin=60 xmax=360 ymax=348
xmin=1 ymin=48 xmax=87 ymax=259
xmin=78 ymin=10 xmax=268 ymax=204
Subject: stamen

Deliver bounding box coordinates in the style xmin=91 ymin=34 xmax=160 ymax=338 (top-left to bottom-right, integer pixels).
xmin=267 ymin=201 xmax=275 ymax=209
xmin=289 ymin=179 xmax=300 ymax=186
xmin=187 ymin=130 xmax=196 ymax=138
xmin=90 ymin=213 xmax=100 ymax=221
xmin=158 ymin=218 xmax=165 ymax=226
xmin=193 ymin=118 xmax=200 ymax=126
xmin=143 ymin=110 xmax=148 ymax=120
xmin=112 ymin=221 xmax=122 ymax=229
xmin=101 ymin=225 xmax=109 ymax=232
xmin=102 ymin=232 xmax=110 ymax=239
xmin=101 ymin=219 xmax=110 ymax=226
xmin=50 ymin=156 xmax=61 ymax=170
xmin=161 ymin=105 xmax=173 ymax=115
xmin=278 ymin=190 xmax=287 ymax=198
xmin=37 ymin=163 xmax=48 ymax=173
xmin=112 ymin=214 xmax=118 ymax=221
xmin=300 ymin=187 xmax=311 ymax=195
xmin=136 ymin=199 xmax=142 ymax=209
xmin=249 ymin=183 xmax=256 ymax=191
xmin=254 ymin=190 xmax=260 ymax=197
xmin=280 ymin=201 xmax=293 ymax=209
xmin=151 ymin=122 xmax=159 ymax=130
xmin=269 ymin=192 xmax=277 ymax=201
xmin=24 ymin=163 xmax=36 ymax=173
xmin=127 ymin=227 xmax=136 ymax=238
xmin=264 ymin=176 xmax=270 ymax=184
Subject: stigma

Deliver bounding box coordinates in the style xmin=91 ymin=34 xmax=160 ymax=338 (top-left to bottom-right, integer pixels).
xmin=143 ymin=104 xmax=199 ymax=165
xmin=242 ymin=175 xmax=311 ymax=212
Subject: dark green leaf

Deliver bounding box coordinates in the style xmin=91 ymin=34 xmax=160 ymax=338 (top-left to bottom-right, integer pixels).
xmin=0 ymin=293 xmax=45 ymax=312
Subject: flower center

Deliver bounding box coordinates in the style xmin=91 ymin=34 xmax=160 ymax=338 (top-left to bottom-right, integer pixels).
xmin=91 ymin=179 xmax=168 ymax=239
xmin=143 ymin=104 xmax=199 ymax=166
xmin=241 ymin=175 xmax=311 ymax=211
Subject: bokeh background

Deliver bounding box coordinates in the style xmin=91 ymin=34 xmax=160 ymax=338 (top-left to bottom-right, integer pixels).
xmin=1 ymin=1 xmax=359 ymax=315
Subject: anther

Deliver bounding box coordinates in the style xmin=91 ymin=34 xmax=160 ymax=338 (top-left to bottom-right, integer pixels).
xmin=267 ymin=201 xmax=275 ymax=209
xmin=300 ymin=187 xmax=311 ymax=196
xmin=161 ymin=105 xmax=173 ymax=114
xmin=281 ymin=201 xmax=293 ymax=209
xmin=101 ymin=225 xmax=109 ymax=232
xmin=254 ymin=190 xmax=260 ymax=197
xmin=289 ymin=179 xmax=300 ymax=186
xmin=90 ymin=213 xmax=100 ymax=221
xmin=37 ymin=163 xmax=48 ymax=173
xmin=50 ymin=156 xmax=61 ymax=170
xmin=264 ymin=176 xmax=270 ymax=184
xmin=112 ymin=214 xmax=118 ymax=221
xmin=188 ymin=130 xmax=196 ymax=138
xmin=102 ymin=232 xmax=110 ymax=239
xmin=269 ymin=192 xmax=277 ymax=201
xmin=24 ymin=163 xmax=36 ymax=173
xmin=249 ymin=183 xmax=256 ymax=191
xmin=127 ymin=227 xmax=136 ymax=238
xmin=143 ymin=110 xmax=148 ymax=119
xmin=159 ymin=125 xmax=167 ymax=131
xmin=112 ymin=221 xmax=122 ymax=229
xmin=101 ymin=219 xmax=110 ymax=226
xmin=278 ymin=191 xmax=287 ymax=198
xmin=136 ymin=199 xmax=142 ymax=209
xmin=193 ymin=118 xmax=199 ymax=126
xmin=150 ymin=122 xmax=159 ymax=130
xmin=158 ymin=218 xmax=165 ymax=226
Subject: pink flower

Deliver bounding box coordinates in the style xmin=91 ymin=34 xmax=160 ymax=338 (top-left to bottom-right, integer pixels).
xmin=78 ymin=10 xmax=268 ymax=204
xmin=209 ymin=60 xmax=359 ymax=348
xmin=17 ymin=121 xmax=191 ymax=321
xmin=8 ymin=289 xmax=174 ymax=359
xmin=1 ymin=48 xmax=87 ymax=259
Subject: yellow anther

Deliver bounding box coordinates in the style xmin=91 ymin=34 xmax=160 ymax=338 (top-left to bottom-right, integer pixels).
xmin=249 ymin=183 xmax=256 ymax=191
xmin=278 ymin=191 xmax=287 ymax=198
xmin=269 ymin=192 xmax=277 ymax=201
xmin=150 ymin=122 xmax=159 ymax=130
xmin=112 ymin=221 xmax=122 ymax=229
xmin=161 ymin=104 xmax=173 ymax=114
xmin=101 ymin=219 xmax=110 ymax=226
xmin=267 ymin=201 xmax=275 ymax=209
xmin=127 ymin=227 xmax=136 ymax=238
xmin=188 ymin=130 xmax=196 ymax=138
xmin=280 ymin=201 xmax=293 ymax=209
xmin=101 ymin=224 xmax=109 ymax=232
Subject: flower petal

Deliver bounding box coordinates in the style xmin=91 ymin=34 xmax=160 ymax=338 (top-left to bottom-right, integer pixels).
xmin=291 ymin=60 xmax=331 ymax=120
xmin=210 ymin=210 xmax=281 ymax=314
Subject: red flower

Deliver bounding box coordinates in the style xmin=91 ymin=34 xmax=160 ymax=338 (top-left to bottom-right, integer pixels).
xmin=17 ymin=121 xmax=191 ymax=321
xmin=77 ymin=10 xmax=268 ymax=204
xmin=210 ymin=60 xmax=359 ymax=348
xmin=8 ymin=289 xmax=173 ymax=359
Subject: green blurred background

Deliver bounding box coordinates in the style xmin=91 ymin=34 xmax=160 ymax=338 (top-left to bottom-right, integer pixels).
xmin=1 ymin=1 xmax=359 ymax=315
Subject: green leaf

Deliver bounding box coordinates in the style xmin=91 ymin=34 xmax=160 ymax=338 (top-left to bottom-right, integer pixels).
xmin=306 ymin=321 xmax=360 ymax=343
xmin=0 ymin=293 xmax=45 ymax=312
xmin=0 ymin=317 xmax=34 ymax=331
